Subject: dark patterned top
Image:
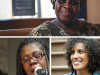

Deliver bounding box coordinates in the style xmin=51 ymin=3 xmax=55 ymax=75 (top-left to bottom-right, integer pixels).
xmin=28 ymin=21 xmax=100 ymax=36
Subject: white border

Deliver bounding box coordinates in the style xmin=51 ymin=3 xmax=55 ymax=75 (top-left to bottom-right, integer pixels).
xmin=1 ymin=36 xmax=100 ymax=39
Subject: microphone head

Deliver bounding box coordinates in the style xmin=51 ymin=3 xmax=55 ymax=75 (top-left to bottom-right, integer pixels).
xmin=34 ymin=67 xmax=48 ymax=75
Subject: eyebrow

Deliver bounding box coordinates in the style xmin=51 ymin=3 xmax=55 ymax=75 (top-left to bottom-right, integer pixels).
xmin=21 ymin=55 xmax=28 ymax=58
xmin=71 ymin=49 xmax=85 ymax=51
xmin=32 ymin=51 xmax=43 ymax=55
xmin=21 ymin=51 xmax=43 ymax=58
xmin=78 ymin=49 xmax=84 ymax=50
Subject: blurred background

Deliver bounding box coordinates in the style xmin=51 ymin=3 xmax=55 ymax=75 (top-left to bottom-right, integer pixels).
xmin=0 ymin=0 xmax=100 ymax=24
xmin=0 ymin=0 xmax=56 ymax=19
xmin=0 ymin=0 xmax=100 ymax=36
xmin=0 ymin=38 xmax=8 ymax=75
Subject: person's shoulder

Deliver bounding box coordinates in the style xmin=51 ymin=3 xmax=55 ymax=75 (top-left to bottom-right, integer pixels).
xmin=64 ymin=72 xmax=73 ymax=75
xmin=83 ymin=21 xmax=100 ymax=35
xmin=32 ymin=21 xmax=52 ymax=30
xmin=40 ymin=21 xmax=52 ymax=25
xmin=93 ymin=71 xmax=100 ymax=75
xmin=28 ymin=21 xmax=54 ymax=36
xmin=85 ymin=21 xmax=100 ymax=29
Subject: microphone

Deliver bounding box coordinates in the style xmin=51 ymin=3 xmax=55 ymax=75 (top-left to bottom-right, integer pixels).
xmin=34 ymin=67 xmax=48 ymax=75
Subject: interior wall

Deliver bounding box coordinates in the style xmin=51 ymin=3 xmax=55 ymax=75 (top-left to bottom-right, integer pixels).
xmin=40 ymin=0 xmax=56 ymax=18
xmin=0 ymin=0 xmax=12 ymax=19
xmin=0 ymin=38 xmax=8 ymax=75
xmin=87 ymin=0 xmax=100 ymax=24
xmin=8 ymin=38 xmax=23 ymax=75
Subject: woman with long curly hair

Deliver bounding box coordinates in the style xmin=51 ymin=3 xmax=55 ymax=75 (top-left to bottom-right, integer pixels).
xmin=16 ymin=38 xmax=49 ymax=75
xmin=64 ymin=38 xmax=100 ymax=75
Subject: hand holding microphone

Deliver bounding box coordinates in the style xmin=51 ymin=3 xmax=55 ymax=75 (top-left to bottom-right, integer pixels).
xmin=34 ymin=67 xmax=48 ymax=75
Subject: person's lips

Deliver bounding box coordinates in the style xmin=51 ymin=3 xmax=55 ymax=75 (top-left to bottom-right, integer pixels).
xmin=73 ymin=60 xmax=82 ymax=65
xmin=31 ymin=68 xmax=35 ymax=75
xmin=61 ymin=11 xmax=72 ymax=15
xmin=32 ymin=73 xmax=35 ymax=75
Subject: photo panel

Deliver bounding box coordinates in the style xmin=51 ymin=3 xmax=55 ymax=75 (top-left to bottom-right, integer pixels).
xmin=8 ymin=38 xmax=50 ymax=75
xmin=51 ymin=37 xmax=100 ymax=75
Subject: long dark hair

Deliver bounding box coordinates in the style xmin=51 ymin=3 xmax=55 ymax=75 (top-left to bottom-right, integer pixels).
xmin=16 ymin=38 xmax=49 ymax=75
xmin=64 ymin=38 xmax=100 ymax=74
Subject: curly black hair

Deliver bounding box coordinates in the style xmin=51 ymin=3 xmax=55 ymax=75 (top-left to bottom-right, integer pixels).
xmin=16 ymin=38 xmax=49 ymax=75
xmin=64 ymin=38 xmax=100 ymax=74
xmin=51 ymin=0 xmax=87 ymax=9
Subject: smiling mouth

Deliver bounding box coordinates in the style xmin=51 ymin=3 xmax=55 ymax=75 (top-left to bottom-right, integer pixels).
xmin=63 ymin=12 xmax=71 ymax=14
xmin=73 ymin=61 xmax=82 ymax=65
xmin=62 ymin=11 xmax=72 ymax=15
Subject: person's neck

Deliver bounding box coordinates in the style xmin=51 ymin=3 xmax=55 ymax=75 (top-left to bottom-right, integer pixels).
xmin=76 ymin=69 xmax=92 ymax=75
xmin=51 ymin=19 xmax=83 ymax=34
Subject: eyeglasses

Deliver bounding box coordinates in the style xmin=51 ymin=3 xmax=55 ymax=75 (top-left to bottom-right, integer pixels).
xmin=21 ymin=53 xmax=46 ymax=65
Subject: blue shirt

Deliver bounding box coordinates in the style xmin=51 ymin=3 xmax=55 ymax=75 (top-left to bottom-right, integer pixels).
xmin=64 ymin=71 xmax=100 ymax=75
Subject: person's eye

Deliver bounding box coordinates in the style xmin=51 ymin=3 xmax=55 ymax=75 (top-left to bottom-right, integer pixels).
xmin=70 ymin=1 xmax=78 ymax=5
xmin=58 ymin=0 xmax=66 ymax=3
xmin=71 ymin=51 xmax=75 ymax=55
xmin=34 ymin=54 xmax=41 ymax=59
xmin=23 ymin=59 xmax=29 ymax=63
xmin=78 ymin=50 xmax=84 ymax=54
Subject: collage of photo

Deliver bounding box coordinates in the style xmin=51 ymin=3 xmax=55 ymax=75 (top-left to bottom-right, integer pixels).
xmin=0 ymin=0 xmax=100 ymax=75
xmin=0 ymin=37 xmax=100 ymax=75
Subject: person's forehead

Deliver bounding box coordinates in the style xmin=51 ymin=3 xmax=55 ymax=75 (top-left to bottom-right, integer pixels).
xmin=73 ymin=42 xmax=84 ymax=48
xmin=21 ymin=44 xmax=43 ymax=56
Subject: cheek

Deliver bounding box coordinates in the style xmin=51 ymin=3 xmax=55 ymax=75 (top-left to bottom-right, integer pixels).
xmin=55 ymin=3 xmax=61 ymax=14
xmin=38 ymin=57 xmax=47 ymax=69
xmin=81 ymin=54 xmax=89 ymax=67
xmin=72 ymin=6 xmax=80 ymax=16
xmin=70 ymin=55 xmax=73 ymax=61
xmin=84 ymin=55 xmax=89 ymax=63
xmin=23 ymin=65 xmax=30 ymax=74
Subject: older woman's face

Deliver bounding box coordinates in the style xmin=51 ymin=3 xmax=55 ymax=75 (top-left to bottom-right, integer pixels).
xmin=20 ymin=43 xmax=49 ymax=75
xmin=70 ymin=42 xmax=89 ymax=71
xmin=55 ymin=0 xmax=80 ymax=24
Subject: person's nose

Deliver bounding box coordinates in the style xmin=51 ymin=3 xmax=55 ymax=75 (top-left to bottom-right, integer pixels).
xmin=73 ymin=52 xmax=79 ymax=58
xmin=30 ymin=57 xmax=37 ymax=66
xmin=63 ymin=2 xmax=71 ymax=9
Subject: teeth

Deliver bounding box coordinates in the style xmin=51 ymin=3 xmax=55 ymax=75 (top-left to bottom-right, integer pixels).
xmin=74 ymin=61 xmax=80 ymax=64
xmin=74 ymin=62 xmax=79 ymax=63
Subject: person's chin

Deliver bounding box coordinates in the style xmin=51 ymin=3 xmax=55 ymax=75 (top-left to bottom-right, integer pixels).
xmin=61 ymin=17 xmax=74 ymax=23
xmin=32 ymin=73 xmax=35 ymax=75
xmin=60 ymin=18 xmax=72 ymax=24
xmin=73 ymin=66 xmax=83 ymax=70
xmin=28 ymin=73 xmax=35 ymax=75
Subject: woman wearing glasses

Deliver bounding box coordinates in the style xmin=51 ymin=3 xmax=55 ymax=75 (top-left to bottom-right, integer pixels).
xmin=16 ymin=38 xmax=49 ymax=75
xmin=64 ymin=38 xmax=100 ymax=75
